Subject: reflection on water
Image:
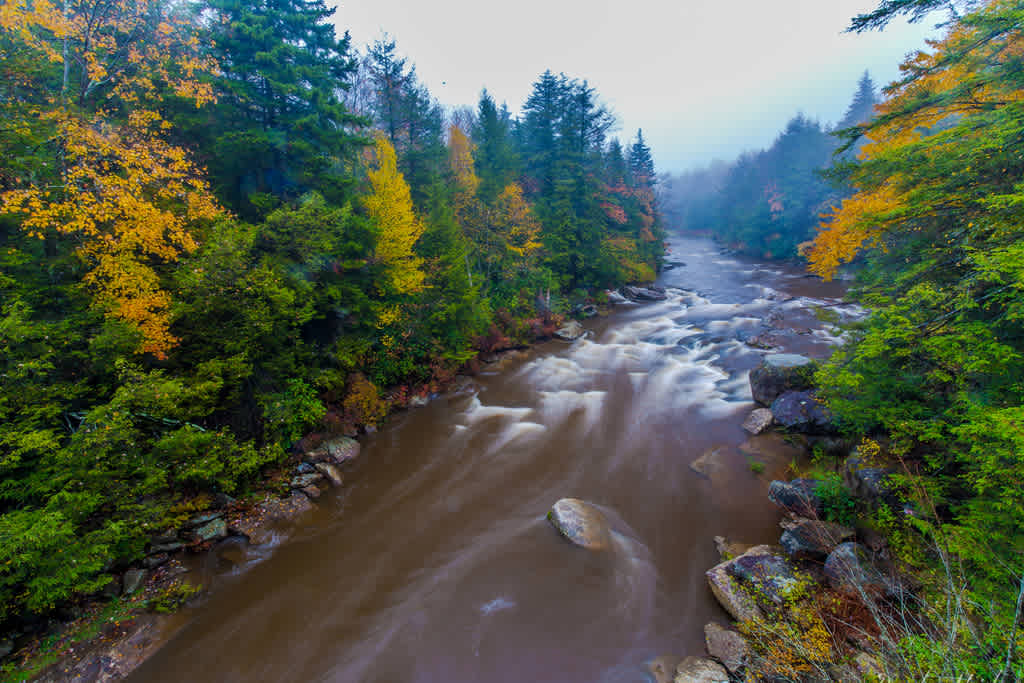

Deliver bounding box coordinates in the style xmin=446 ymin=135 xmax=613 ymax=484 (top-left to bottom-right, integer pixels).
xmin=127 ymin=237 xmax=852 ymax=683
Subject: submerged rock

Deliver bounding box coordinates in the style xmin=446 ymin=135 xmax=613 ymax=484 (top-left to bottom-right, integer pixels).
xmin=647 ymin=655 xmax=682 ymax=683
xmin=546 ymin=498 xmax=613 ymax=551
xmin=748 ymin=354 xmax=816 ymax=406
xmin=741 ymin=408 xmax=774 ymax=435
xmin=673 ymin=656 xmax=730 ymax=683
xmin=770 ymin=390 xmax=835 ymax=434
xmin=704 ymin=622 xmax=750 ymax=674
xmin=554 ymin=320 xmax=586 ymax=341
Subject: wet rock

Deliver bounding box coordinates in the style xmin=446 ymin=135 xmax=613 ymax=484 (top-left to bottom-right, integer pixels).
xmin=824 ymin=542 xmax=894 ymax=598
xmin=314 ymin=462 xmax=343 ymax=486
xmin=231 ymin=493 xmax=314 ymax=545
xmin=706 ymin=546 xmax=769 ymax=622
xmin=607 ymin=289 xmax=629 ymax=304
xmin=623 ymin=285 xmax=668 ymax=302
xmin=768 ymin=478 xmax=824 ymax=517
xmin=741 ymin=408 xmax=774 ymax=435
xmin=305 ymin=436 xmax=360 ymax=466
xmin=408 ymin=394 xmax=429 ymax=408
xmin=780 ymin=518 xmax=855 ymax=561
xmin=770 ymin=391 xmax=835 ymax=434
xmin=290 ymin=472 xmax=324 ymax=489
xmin=295 ymin=462 xmax=316 ymax=474
xmin=743 ymin=332 xmax=779 ymax=350
xmin=647 ymin=655 xmax=682 ymax=683
xmin=149 ymin=541 xmax=185 ymax=554
xmin=727 ymin=550 xmax=797 ymax=605
xmin=185 ymin=511 xmax=223 ymax=528
xmin=300 ymin=484 xmax=323 ymax=500
xmin=554 ymin=320 xmax=586 ymax=341
xmin=546 ymin=498 xmax=613 ymax=551
xmin=152 ymin=530 xmax=179 ymax=545
xmin=704 ymin=622 xmax=750 ymax=674
xmin=844 ymin=457 xmax=898 ymax=508
xmin=689 ymin=448 xmax=728 ymax=479
xmin=191 ymin=517 xmax=228 ymax=543
xmin=122 ymin=569 xmax=147 ymax=596
xmin=673 ymin=655 xmax=730 ymax=683
xmin=142 ymin=553 xmax=168 ymax=569
xmin=748 ymin=354 xmax=816 ymax=406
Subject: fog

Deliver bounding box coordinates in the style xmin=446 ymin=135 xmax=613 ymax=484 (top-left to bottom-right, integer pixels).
xmin=330 ymin=0 xmax=938 ymax=172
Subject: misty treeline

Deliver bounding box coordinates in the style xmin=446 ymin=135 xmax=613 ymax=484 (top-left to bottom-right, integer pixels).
xmin=0 ymin=0 xmax=662 ymax=625
xmin=659 ymin=73 xmax=878 ymax=260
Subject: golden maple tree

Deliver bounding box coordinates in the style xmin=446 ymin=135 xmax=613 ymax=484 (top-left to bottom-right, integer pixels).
xmin=363 ymin=134 xmax=426 ymax=294
xmin=0 ymin=0 xmax=220 ymax=358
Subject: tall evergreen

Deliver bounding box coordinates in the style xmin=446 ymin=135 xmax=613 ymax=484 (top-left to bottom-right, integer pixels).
xmin=199 ymin=0 xmax=363 ymax=215
xmin=629 ymin=129 xmax=656 ymax=187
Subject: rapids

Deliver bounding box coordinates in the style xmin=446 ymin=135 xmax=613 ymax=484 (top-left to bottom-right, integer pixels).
xmin=127 ymin=236 xmax=852 ymax=683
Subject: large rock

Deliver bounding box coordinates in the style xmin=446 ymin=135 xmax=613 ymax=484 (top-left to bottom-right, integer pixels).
xmin=607 ymin=289 xmax=629 ymax=304
xmin=623 ymin=285 xmax=668 ymax=302
xmin=748 ymin=354 xmax=816 ymax=406
xmin=290 ymin=472 xmax=325 ymax=490
xmin=706 ymin=545 xmax=789 ymax=622
xmin=305 ymin=436 xmax=360 ymax=466
xmin=314 ymin=462 xmax=344 ymax=486
xmin=768 ymin=478 xmax=824 ymax=517
xmin=229 ymin=492 xmax=314 ymax=545
xmin=547 ymin=498 xmax=612 ymax=550
xmin=554 ymin=320 xmax=585 ymax=341
xmin=844 ymin=456 xmax=898 ymax=508
xmin=122 ymin=569 xmax=147 ymax=596
xmin=824 ymin=542 xmax=894 ymax=598
xmin=727 ymin=550 xmax=797 ymax=605
xmin=704 ymin=622 xmax=750 ymax=674
xmin=770 ymin=391 xmax=834 ymax=434
xmin=190 ymin=517 xmax=227 ymax=544
xmin=780 ymin=518 xmax=855 ymax=561
xmin=741 ymin=408 xmax=774 ymax=435
xmin=673 ymin=656 xmax=730 ymax=683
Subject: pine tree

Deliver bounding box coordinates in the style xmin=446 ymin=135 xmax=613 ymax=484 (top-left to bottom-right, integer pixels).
xmin=629 ymin=129 xmax=656 ymax=187
xmin=198 ymin=0 xmax=363 ymax=214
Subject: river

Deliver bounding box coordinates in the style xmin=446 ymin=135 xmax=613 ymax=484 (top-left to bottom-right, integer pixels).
xmin=126 ymin=235 xmax=853 ymax=683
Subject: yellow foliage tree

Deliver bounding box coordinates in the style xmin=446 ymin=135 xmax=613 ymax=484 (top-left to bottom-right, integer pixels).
xmin=363 ymin=134 xmax=426 ymax=294
xmin=493 ymin=182 xmax=541 ymax=270
xmin=448 ymin=124 xmax=479 ymax=211
xmin=0 ymin=0 xmax=220 ymax=358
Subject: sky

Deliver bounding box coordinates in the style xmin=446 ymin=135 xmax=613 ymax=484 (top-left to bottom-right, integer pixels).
xmin=329 ymin=0 xmax=941 ymax=173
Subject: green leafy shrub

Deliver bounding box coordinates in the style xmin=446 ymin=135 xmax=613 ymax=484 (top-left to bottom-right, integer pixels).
xmin=815 ymin=473 xmax=856 ymax=526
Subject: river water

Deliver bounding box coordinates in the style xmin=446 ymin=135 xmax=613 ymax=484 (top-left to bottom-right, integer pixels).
xmin=127 ymin=236 xmax=852 ymax=683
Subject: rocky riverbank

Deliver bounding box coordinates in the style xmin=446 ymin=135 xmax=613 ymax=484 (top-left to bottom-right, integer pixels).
xmin=664 ymin=353 xmax=904 ymax=683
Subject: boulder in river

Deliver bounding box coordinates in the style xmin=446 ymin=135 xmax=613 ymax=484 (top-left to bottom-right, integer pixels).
xmin=741 ymin=408 xmax=774 ymax=435
xmin=622 ymin=285 xmax=668 ymax=302
xmin=554 ymin=320 xmax=586 ymax=341
xmin=673 ymin=655 xmax=730 ymax=683
xmin=768 ymin=478 xmax=824 ymax=517
xmin=305 ymin=436 xmax=360 ymax=467
xmin=314 ymin=462 xmax=344 ymax=486
xmin=748 ymin=354 xmax=816 ymax=406
xmin=770 ymin=391 xmax=835 ymax=434
xmin=647 ymin=655 xmax=681 ymax=683
xmin=546 ymin=498 xmax=613 ymax=551
xmin=706 ymin=546 xmax=771 ymax=622
xmin=780 ymin=518 xmax=855 ymax=560
xmin=190 ymin=517 xmax=228 ymax=544
xmin=607 ymin=289 xmax=629 ymax=304
xmin=703 ymin=622 xmax=750 ymax=675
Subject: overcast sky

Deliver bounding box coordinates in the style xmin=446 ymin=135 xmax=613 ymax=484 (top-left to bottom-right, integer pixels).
xmin=329 ymin=1 xmax=939 ymax=173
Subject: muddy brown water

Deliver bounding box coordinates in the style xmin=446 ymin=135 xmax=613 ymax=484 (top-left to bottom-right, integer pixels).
xmin=127 ymin=236 xmax=852 ymax=683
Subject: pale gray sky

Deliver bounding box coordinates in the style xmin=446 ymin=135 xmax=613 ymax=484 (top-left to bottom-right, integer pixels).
xmin=329 ymin=1 xmax=939 ymax=172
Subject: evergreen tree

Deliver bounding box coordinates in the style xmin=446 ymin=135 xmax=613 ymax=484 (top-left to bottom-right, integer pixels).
xmin=197 ymin=0 xmax=363 ymax=215
xmin=472 ymin=90 xmax=519 ymax=203
xmin=629 ymin=129 xmax=656 ymax=187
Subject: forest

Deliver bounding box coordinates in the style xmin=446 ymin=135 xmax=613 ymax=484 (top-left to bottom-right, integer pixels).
xmin=0 ymin=0 xmax=662 ymax=629
xmin=660 ymin=73 xmax=877 ymax=261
